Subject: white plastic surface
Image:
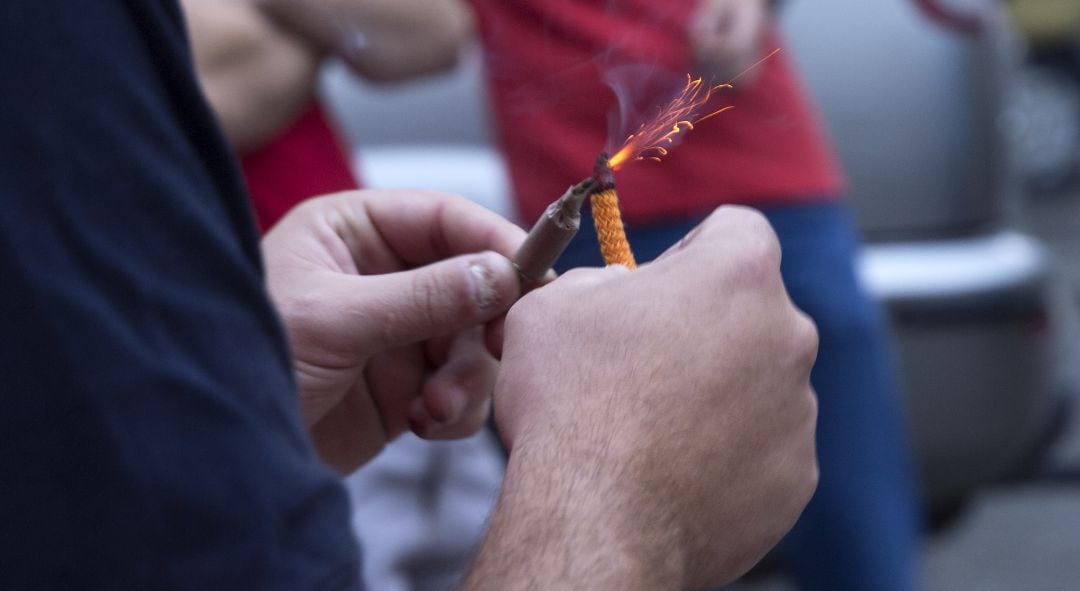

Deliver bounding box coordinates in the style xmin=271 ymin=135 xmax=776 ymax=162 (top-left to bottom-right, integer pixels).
xmin=857 ymin=231 xmax=1050 ymax=299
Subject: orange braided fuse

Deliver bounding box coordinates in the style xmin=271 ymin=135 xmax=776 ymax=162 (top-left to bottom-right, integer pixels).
xmin=589 ymin=153 xmax=636 ymax=269
xmin=590 ymin=187 xmax=636 ymax=269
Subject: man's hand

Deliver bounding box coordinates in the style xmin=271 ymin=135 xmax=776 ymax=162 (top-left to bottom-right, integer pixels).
xmin=689 ymin=0 xmax=770 ymax=84
xmin=261 ymin=190 xmax=524 ymax=473
xmin=465 ymin=206 xmax=819 ymax=590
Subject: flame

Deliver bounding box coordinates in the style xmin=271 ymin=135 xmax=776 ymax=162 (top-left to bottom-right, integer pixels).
xmin=607 ymin=75 xmax=735 ymax=171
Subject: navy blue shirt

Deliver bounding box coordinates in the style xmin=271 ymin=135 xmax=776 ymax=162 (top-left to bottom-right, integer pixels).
xmin=0 ymin=2 xmax=360 ymax=588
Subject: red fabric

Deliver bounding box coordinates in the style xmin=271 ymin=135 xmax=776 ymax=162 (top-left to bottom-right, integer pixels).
xmin=240 ymin=101 xmax=360 ymax=232
xmin=471 ymin=0 xmax=844 ymax=223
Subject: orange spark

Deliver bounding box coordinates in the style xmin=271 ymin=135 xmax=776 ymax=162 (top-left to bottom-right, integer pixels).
xmin=607 ymin=76 xmax=734 ymax=171
xmin=606 ymin=48 xmax=782 ymax=171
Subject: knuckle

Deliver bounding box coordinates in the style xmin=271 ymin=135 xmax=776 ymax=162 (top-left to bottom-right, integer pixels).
xmin=409 ymin=272 xmax=443 ymax=330
xmin=715 ymin=204 xmax=773 ymax=236
xmin=799 ymin=390 xmax=820 ymax=501
xmin=732 ymin=248 xmax=778 ymax=290
xmin=802 ymin=458 xmax=821 ymax=505
xmin=502 ymin=297 xmax=537 ymax=340
xmin=430 ymin=400 xmax=492 ymax=441
xmin=686 ymin=208 xmax=782 ymax=291
xmin=805 ymin=387 xmax=820 ymax=425
xmin=460 ymin=399 xmax=493 ymax=435
xmin=733 ymin=207 xmax=782 ymax=262
xmin=722 ymin=228 xmax=782 ymax=291
xmin=791 ymin=310 xmax=820 ymax=369
xmin=411 ymin=264 xmax=474 ymax=325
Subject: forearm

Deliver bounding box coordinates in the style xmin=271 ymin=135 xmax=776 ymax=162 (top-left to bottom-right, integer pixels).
xmin=182 ymin=0 xmax=320 ymax=152
xmin=460 ymin=432 xmax=687 ymax=591
xmin=259 ymin=0 xmax=474 ymax=82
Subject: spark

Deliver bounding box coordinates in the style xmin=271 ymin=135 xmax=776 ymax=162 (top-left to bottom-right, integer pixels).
xmin=607 ymin=76 xmax=735 ymax=170
xmin=606 ymin=48 xmax=782 ymax=171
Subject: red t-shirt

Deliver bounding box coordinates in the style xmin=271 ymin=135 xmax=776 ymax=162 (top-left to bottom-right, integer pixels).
xmin=240 ymin=101 xmax=360 ymax=232
xmin=471 ymin=0 xmax=844 ymax=223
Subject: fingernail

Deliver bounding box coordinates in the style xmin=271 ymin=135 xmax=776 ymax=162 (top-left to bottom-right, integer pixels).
xmin=469 ymin=253 xmax=512 ymax=311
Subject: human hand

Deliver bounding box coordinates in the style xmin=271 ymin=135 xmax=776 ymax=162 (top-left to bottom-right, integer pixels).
xmin=689 ymin=0 xmax=770 ymax=84
xmin=261 ymin=190 xmax=524 ymax=474
xmin=476 ymin=206 xmax=818 ymax=590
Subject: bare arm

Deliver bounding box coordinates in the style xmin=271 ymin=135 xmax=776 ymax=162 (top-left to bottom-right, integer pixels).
xmin=181 ymin=0 xmax=320 ymax=152
xmin=263 ymin=193 xmax=817 ymax=585
xmin=461 ymin=436 xmax=687 ymax=590
xmin=258 ymin=0 xmax=475 ymax=82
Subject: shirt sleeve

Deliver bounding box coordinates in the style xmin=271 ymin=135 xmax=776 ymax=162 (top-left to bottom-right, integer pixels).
xmin=0 ymin=2 xmax=361 ymax=588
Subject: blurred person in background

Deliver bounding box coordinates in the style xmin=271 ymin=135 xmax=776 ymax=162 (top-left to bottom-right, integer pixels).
xmin=468 ymin=0 xmax=921 ymax=588
xmin=1 ymin=1 xmax=822 ymax=589
xmin=181 ymin=0 xmax=474 ymax=230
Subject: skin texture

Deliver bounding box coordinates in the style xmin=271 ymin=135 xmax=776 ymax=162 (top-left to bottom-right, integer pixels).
xmin=262 ymin=191 xmax=526 ymax=473
xmin=182 ymin=0 xmax=474 ymax=150
xmin=263 ymin=191 xmax=818 ymax=588
xmin=465 ymin=206 xmax=820 ymax=590
xmin=257 ymin=0 xmax=475 ymax=83
xmin=181 ymin=0 xmax=320 ymax=151
xmin=689 ymin=0 xmax=770 ymax=84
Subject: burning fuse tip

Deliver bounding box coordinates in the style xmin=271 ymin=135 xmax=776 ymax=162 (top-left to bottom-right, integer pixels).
xmin=593 ymin=153 xmax=615 ymax=190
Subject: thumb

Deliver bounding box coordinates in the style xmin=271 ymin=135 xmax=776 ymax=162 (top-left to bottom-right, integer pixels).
xmin=345 ymin=251 xmax=521 ymax=352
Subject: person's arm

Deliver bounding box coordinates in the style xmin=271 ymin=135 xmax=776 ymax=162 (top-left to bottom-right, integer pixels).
xmin=262 ymin=192 xmax=819 ymax=587
xmin=181 ymin=0 xmax=320 ymax=152
xmin=461 ymin=206 xmax=819 ymax=589
xmin=258 ymin=0 xmax=475 ymax=82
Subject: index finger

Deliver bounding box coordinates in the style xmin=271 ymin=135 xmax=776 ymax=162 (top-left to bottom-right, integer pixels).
xmin=655 ymin=205 xmax=781 ymax=267
xmin=350 ymin=190 xmax=527 ymax=266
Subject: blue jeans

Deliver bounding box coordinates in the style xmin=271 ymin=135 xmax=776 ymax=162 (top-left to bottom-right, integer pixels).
xmin=557 ymin=202 xmax=920 ymax=590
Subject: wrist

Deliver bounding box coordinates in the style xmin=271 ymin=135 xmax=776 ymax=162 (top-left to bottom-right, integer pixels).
xmin=464 ymin=429 xmax=688 ymax=590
